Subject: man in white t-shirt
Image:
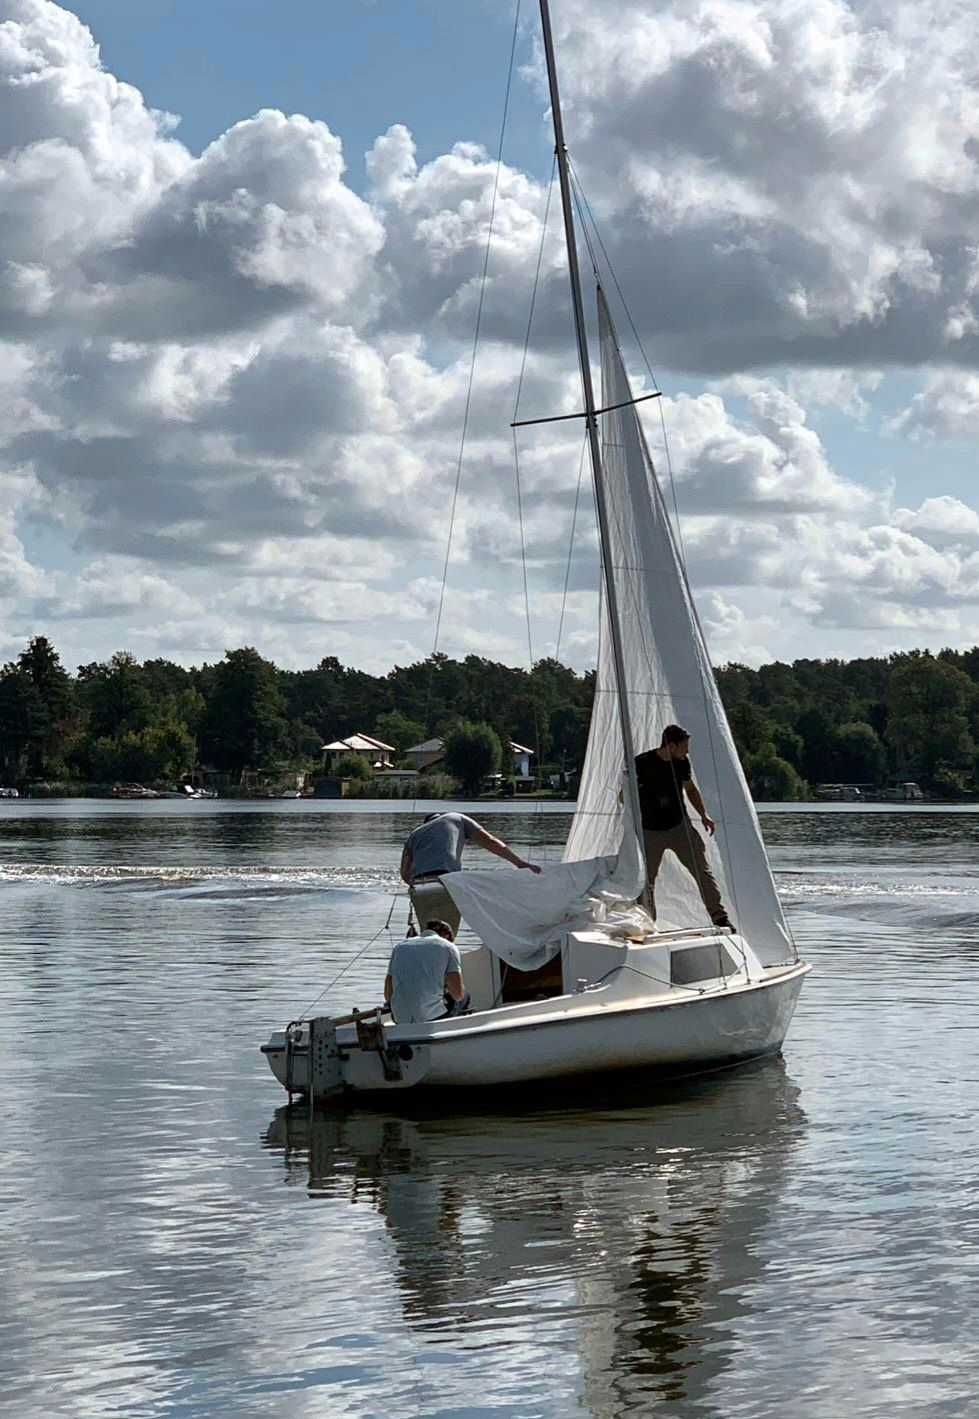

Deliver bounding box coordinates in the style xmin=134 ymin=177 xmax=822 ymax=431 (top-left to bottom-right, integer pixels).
xmin=384 ymin=920 xmax=469 ymax=1024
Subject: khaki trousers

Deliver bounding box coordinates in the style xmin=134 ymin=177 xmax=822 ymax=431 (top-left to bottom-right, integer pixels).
xmin=410 ymin=879 xmax=461 ymax=936
xmin=643 ymin=823 xmax=726 ymax=924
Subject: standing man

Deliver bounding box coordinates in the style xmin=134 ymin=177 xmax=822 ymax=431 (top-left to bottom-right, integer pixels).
xmin=635 ymin=724 xmax=733 ymax=929
xmin=385 ymin=920 xmax=468 ymax=1024
xmin=400 ymin=810 xmax=541 ymax=935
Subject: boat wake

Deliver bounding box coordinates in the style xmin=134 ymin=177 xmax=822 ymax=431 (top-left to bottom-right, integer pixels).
xmin=783 ymin=877 xmax=979 ymax=936
xmin=0 ymin=862 xmax=400 ymax=895
xmin=783 ymin=878 xmax=975 ymax=898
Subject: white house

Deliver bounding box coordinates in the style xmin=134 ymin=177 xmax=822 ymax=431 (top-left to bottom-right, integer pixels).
xmin=321 ymin=733 xmax=396 ymax=771
xmin=510 ymin=742 xmax=535 ymax=780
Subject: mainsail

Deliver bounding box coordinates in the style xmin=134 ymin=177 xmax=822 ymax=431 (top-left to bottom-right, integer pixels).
xmin=565 ymin=289 xmax=795 ymax=967
xmin=447 ymin=287 xmax=794 ymax=970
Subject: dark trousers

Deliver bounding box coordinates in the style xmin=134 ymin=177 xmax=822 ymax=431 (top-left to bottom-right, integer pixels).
xmin=643 ymin=822 xmax=726 ymax=924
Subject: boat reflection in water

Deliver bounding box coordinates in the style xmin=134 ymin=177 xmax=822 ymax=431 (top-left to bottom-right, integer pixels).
xmin=263 ymin=1060 xmax=806 ymax=1413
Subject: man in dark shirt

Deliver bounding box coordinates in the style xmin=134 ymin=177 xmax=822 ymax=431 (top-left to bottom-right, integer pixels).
xmin=635 ymin=724 xmax=732 ymax=929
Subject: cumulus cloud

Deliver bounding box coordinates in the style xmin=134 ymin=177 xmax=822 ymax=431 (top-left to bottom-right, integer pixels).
xmin=700 ymin=592 xmax=776 ymax=667
xmin=0 ymin=0 xmax=976 ymax=673
xmin=893 ymin=496 xmax=979 ymax=548
xmin=0 ymin=0 xmax=189 ymax=327
xmin=93 ymin=111 xmax=385 ymax=341
xmin=888 ymin=370 xmax=979 ymax=441
xmin=529 ymin=0 xmax=979 ymax=372
xmin=657 ymin=383 xmax=873 ymax=515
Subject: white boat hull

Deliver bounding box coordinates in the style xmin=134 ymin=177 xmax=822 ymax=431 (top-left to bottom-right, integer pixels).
xmin=263 ymin=929 xmax=809 ymax=1100
xmin=414 ymin=965 xmax=806 ymax=1088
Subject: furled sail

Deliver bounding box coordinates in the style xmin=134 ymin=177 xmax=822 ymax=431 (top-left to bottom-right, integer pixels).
xmin=565 ymin=288 xmax=795 ymax=967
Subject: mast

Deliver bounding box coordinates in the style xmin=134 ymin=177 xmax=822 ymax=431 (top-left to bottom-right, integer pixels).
xmin=538 ymin=0 xmax=648 ymax=896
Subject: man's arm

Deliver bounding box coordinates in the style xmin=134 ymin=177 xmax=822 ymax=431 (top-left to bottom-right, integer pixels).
xmin=399 ymin=844 xmax=413 ymax=885
xmin=684 ymin=779 xmax=715 ymax=835
xmin=444 ymin=970 xmax=466 ymax=1002
xmin=469 ymin=823 xmax=542 ymax=873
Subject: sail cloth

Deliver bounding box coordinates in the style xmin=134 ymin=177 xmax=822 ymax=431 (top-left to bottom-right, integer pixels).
xmin=443 ymin=286 xmax=794 ymax=972
xmin=442 ymin=834 xmax=644 ymax=972
xmin=564 ymin=288 xmax=795 ymax=967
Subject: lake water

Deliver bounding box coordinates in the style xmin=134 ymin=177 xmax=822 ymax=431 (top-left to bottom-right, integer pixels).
xmin=2 ymin=800 xmax=979 ymax=1417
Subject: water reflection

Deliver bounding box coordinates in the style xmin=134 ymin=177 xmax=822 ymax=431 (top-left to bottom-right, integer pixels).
xmin=264 ymin=1060 xmax=806 ymax=1414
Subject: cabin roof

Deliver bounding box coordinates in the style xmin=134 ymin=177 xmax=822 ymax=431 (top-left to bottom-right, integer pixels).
xmin=406 ymin=736 xmax=534 ymax=756
xmin=321 ymin=733 xmax=396 ymax=753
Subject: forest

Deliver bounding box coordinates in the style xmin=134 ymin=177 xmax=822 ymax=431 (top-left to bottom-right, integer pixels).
xmin=1 ymin=636 xmax=978 ymax=800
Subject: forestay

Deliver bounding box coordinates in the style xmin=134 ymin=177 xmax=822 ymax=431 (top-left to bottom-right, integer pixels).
xmin=564 ymin=289 xmax=795 ymax=967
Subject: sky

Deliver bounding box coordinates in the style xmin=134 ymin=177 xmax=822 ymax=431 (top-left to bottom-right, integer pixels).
xmin=2 ymin=0 xmax=979 ymax=677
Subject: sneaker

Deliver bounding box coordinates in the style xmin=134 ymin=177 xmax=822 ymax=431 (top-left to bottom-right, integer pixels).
xmin=713 ymin=914 xmax=735 ymax=931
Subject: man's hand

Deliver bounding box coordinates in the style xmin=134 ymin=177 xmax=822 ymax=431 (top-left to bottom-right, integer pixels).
xmin=518 ymin=859 xmax=542 ymax=874
xmin=701 ymin=814 xmax=716 ymax=836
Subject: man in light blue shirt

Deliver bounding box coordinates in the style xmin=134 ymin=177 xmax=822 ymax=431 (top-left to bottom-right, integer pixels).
xmin=384 ymin=920 xmax=468 ymax=1024
xmin=400 ymin=811 xmax=541 ymax=934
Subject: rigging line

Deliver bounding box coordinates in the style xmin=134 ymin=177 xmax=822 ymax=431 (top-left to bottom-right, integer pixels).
xmin=590 ymin=962 xmax=709 ymax=996
xmin=568 ymin=165 xmax=681 ymax=548
xmin=430 ymin=0 xmax=522 ymax=659
xmin=409 ymin=0 xmax=522 ymax=821
xmin=510 ymin=425 xmax=541 ymax=788
xmin=566 ymin=178 xmax=709 ymax=782
xmin=555 ymin=432 xmax=589 ymax=664
xmin=564 ymin=191 xmax=757 ymax=944
xmin=512 ymin=152 xmax=557 ymax=427
xmin=620 ymin=340 xmax=759 ymax=948
xmin=567 ymin=167 xmax=707 ymax=712
xmin=570 ymin=176 xmax=602 ymax=286
xmin=567 ymin=157 xmax=660 ymax=391
xmin=566 ymin=161 xmax=687 ymax=539
xmin=510 ymin=152 xmax=556 ymax=828
xmin=615 ymin=374 xmax=747 ymax=938
xmin=629 ymin=398 xmax=758 ymax=943
xmin=298 ymin=891 xmax=401 ymax=1020
xmin=569 ymin=169 xmax=665 ymax=775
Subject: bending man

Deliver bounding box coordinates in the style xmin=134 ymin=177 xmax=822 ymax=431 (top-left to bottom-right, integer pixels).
xmin=401 ymin=810 xmax=541 ymax=936
xmin=635 ymin=724 xmax=733 ymax=929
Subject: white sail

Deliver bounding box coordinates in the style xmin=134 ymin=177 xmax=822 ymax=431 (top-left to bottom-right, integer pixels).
xmin=443 ymin=841 xmax=643 ymax=972
xmin=565 ymin=288 xmax=795 ymax=967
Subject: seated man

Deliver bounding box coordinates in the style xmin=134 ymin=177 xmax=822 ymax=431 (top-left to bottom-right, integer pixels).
xmin=384 ymin=919 xmax=469 ymax=1024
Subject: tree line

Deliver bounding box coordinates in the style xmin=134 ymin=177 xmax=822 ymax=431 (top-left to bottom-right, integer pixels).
xmin=1 ymin=636 xmax=978 ymax=799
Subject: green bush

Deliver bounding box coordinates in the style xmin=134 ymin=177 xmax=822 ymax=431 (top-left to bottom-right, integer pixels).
xmin=744 ymin=744 xmax=807 ymax=801
xmin=333 ymin=754 xmax=371 ymax=780
xmin=443 ymin=721 xmax=501 ymax=796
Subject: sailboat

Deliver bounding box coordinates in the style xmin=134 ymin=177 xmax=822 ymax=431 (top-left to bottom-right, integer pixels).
xmin=261 ymin=0 xmax=809 ymax=1102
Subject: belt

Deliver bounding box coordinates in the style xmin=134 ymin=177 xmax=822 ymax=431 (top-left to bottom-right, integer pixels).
xmin=412 ymin=872 xmax=450 ymax=884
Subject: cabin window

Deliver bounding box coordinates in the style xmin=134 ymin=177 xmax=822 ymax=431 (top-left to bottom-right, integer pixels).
xmin=670 ymin=943 xmax=738 ymax=986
